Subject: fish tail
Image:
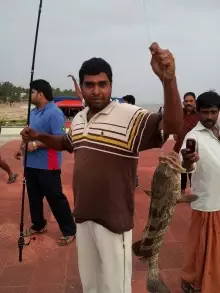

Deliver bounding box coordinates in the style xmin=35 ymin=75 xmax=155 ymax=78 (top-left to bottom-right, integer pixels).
xmin=147 ymin=278 xmax=170 ymax=293
xmin=147 ymin=256 xmax=170 ymax=293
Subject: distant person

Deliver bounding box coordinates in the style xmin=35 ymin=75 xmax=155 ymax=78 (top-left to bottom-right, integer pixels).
xmin=0 ymin=155 xmax=17 ymax=183
xmin=14 ymin=79 xmax=76 ymax=246
xmin=122 ymin=95 xmax=139 ymax=188
xmin=173 ymin=92 xmax=199 ymax=196
xmin=158 ymin=106 xmax=164 ymax=114
xmin=123 ymin=95 xmax=135 ymax=105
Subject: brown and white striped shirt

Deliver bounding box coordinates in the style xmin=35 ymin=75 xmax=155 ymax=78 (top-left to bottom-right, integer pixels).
xmin=67 ymin=101 xmax=163 ymax=234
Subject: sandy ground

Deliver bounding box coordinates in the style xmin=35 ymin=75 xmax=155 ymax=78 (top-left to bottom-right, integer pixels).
xmin=0 ymin=102 xmax=161 ymax=122
xmin=0 ymin=103 xmax=28 ymax=121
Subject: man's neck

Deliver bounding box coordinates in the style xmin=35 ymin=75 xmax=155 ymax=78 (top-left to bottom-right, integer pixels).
xmin=36 ymin=101 xmax=50 ymax=110
xmin=184 ymin=108 xmax=195 ymax=116
xmin=87 ymin=101 xmax=111 ymax=121
xmin=87 ymin=110 xmax=96 ymax=121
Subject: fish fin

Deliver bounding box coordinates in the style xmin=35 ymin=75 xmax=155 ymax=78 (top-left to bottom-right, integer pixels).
xmin=147 ymin=278 xmax=170 ymax=293
xmin=144 ymin=190 xmax=152 ymax=197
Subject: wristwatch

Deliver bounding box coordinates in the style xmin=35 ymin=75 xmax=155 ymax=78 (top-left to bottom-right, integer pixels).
xmin=32 ymin=141 xmax=38 ymax=150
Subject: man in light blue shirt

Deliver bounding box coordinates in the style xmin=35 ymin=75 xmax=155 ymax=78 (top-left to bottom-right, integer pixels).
xmin=15 ymin=79 xmax=76 ymax=245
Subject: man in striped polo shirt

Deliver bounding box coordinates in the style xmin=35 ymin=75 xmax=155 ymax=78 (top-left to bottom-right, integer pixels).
xmin=20 ymin=42 xmax=183 ymax=293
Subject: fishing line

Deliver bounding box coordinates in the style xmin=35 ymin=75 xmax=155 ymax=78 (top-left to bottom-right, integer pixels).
xmin=142 ymin=0 xmax=153 ymax=43
xmin=142 ymin=0 xmax=165 ymax=156
xmin=18 ymin=0 xmax=43 ymax=263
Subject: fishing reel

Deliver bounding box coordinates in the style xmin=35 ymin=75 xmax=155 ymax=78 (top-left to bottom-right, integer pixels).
xmin=18 ymin=235 xmax=36 ymax=262
xmin=18 ymin=235 xmax=36 ymax=247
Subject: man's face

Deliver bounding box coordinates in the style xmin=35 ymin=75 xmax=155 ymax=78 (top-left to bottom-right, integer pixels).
xmin=31 ymin=89 xmax=43 ymax=106
xmin=80 ymin=73 xmax=112 ymax=112
xmin=183 ymin=95 xmax=196 ymax=112
xmin=199 ymin=106 xmax=219 ymax=129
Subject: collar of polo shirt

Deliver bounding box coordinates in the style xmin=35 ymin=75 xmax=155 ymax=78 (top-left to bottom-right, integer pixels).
xmin=195 ymin=121 xmax=220 ymax=133
xmin=79 ymin=100 xmax=116 ymax=119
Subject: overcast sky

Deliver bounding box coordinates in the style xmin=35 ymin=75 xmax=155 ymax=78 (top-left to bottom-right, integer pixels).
xmin=1 ymin=0 xmax=220 ymax=103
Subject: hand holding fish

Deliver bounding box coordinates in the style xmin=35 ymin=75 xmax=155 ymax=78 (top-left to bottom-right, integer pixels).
xmin=149 ymin=42 xmax=175 ymax=81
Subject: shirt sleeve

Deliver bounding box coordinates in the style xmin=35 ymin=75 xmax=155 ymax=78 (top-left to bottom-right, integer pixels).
xmin=65 ymin=118 xmax=77 ymax=152
xmin=65 ymin=112 xmax=84 ymax=152
xmin=49 ymin=110 xmax=66 ymax=135
xmin=134 ymin=112 xmax=166 ymax=153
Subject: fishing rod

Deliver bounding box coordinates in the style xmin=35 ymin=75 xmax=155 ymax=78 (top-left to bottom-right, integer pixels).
xmin=18 ymin=0 xmax=43 ymax=263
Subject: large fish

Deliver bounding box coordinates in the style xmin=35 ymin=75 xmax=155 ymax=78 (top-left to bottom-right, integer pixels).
xmin=132 ymin=151 xmax=186 ymax=293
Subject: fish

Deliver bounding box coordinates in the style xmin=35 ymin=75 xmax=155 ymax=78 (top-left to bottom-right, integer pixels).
xmin=132 ymin=151 xmax=186 ymax=293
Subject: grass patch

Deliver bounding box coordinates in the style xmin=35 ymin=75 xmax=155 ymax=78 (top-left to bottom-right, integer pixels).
xmin=0 ymin=119 xmax=27 ymax=126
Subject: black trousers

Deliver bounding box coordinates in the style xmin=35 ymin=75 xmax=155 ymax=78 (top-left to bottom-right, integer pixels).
xmin=25 ymin=168 xmax=76 ymax=236
xmin=181 ymin=173 xmax=192 ymax=191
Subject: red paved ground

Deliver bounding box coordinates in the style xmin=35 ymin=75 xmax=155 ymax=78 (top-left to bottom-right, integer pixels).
xmin=0 ymin=140 xmax=191 ymax=293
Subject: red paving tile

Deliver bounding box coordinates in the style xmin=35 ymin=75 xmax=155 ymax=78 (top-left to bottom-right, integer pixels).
xmin=0 ymin=139 xmax=191 ymax=293
xmin=0 ymin=287 xmax=29 ymax=293
xmin=29 ymin=284 xmax=65 ymax=293
xmin=0 ymin=265 xmax=34 ymax=287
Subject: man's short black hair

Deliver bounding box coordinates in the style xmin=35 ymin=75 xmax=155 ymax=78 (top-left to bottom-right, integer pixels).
xmin=196 ymin=90 xmax=220 ymax=111
xmin=79 ymin=58 xmax=112 ymax=85
xmin=30 ymin=79 xmax=53 ymax=101
xmin=184 ymin=92 xmax=196 ymax=100
xmin=122 ymin=95 xmax=136 ymax=105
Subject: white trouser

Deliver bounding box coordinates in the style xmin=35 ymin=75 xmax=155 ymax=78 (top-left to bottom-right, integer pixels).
xmin=76 ymin=221 xmax=132 ymax=293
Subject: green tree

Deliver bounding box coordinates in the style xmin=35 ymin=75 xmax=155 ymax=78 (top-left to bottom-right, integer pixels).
xmin=0 ymin=81 xmax=77 ymax=103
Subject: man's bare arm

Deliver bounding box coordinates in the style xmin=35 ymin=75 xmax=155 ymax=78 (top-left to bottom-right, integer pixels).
xmin=20 ymin=126 xmax=73 ymax=153
xmin=20 ymin=140 xmax=25 ymax=150
xmin=36 ymin=141 xmax=47 ymax=149
xmin=73 ymin=79 xmax=83 ymax=102
xmin=161 ymin=77 xmax=183 ymax=134
xmin=149 ymin=43 xmax=183 ymax=135
xmin=68 ymin=74 xmax=83 ymax=102
xmin=20 ymin=140 xmax=46 ymax=149
xmin=36 ymin=133 xmax=73 ymax=153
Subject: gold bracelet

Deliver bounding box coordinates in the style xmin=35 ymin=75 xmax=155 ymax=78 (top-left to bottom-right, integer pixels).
xmin=32 ymin=141 xmax=37 ymax=150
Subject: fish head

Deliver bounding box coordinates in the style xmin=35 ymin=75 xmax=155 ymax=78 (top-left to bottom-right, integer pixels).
xmin=159 ymin=151 xmax=185 ymax=174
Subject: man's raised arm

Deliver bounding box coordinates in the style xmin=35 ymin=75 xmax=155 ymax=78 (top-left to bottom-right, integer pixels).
xmin=161 ymin=77 xmax=182 ymax=134
xmin=67 ymin=74 xmax=83 ymax=102
xmin=149 ymin=42 xmax=183 ymax=135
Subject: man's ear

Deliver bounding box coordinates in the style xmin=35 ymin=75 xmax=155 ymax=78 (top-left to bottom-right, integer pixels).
xmin=39 ymin=92 xmax=44 ymax=99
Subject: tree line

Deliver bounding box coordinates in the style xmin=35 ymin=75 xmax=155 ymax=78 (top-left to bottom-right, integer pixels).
xmin=0 ymin=81 xmax=76 ymax=103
